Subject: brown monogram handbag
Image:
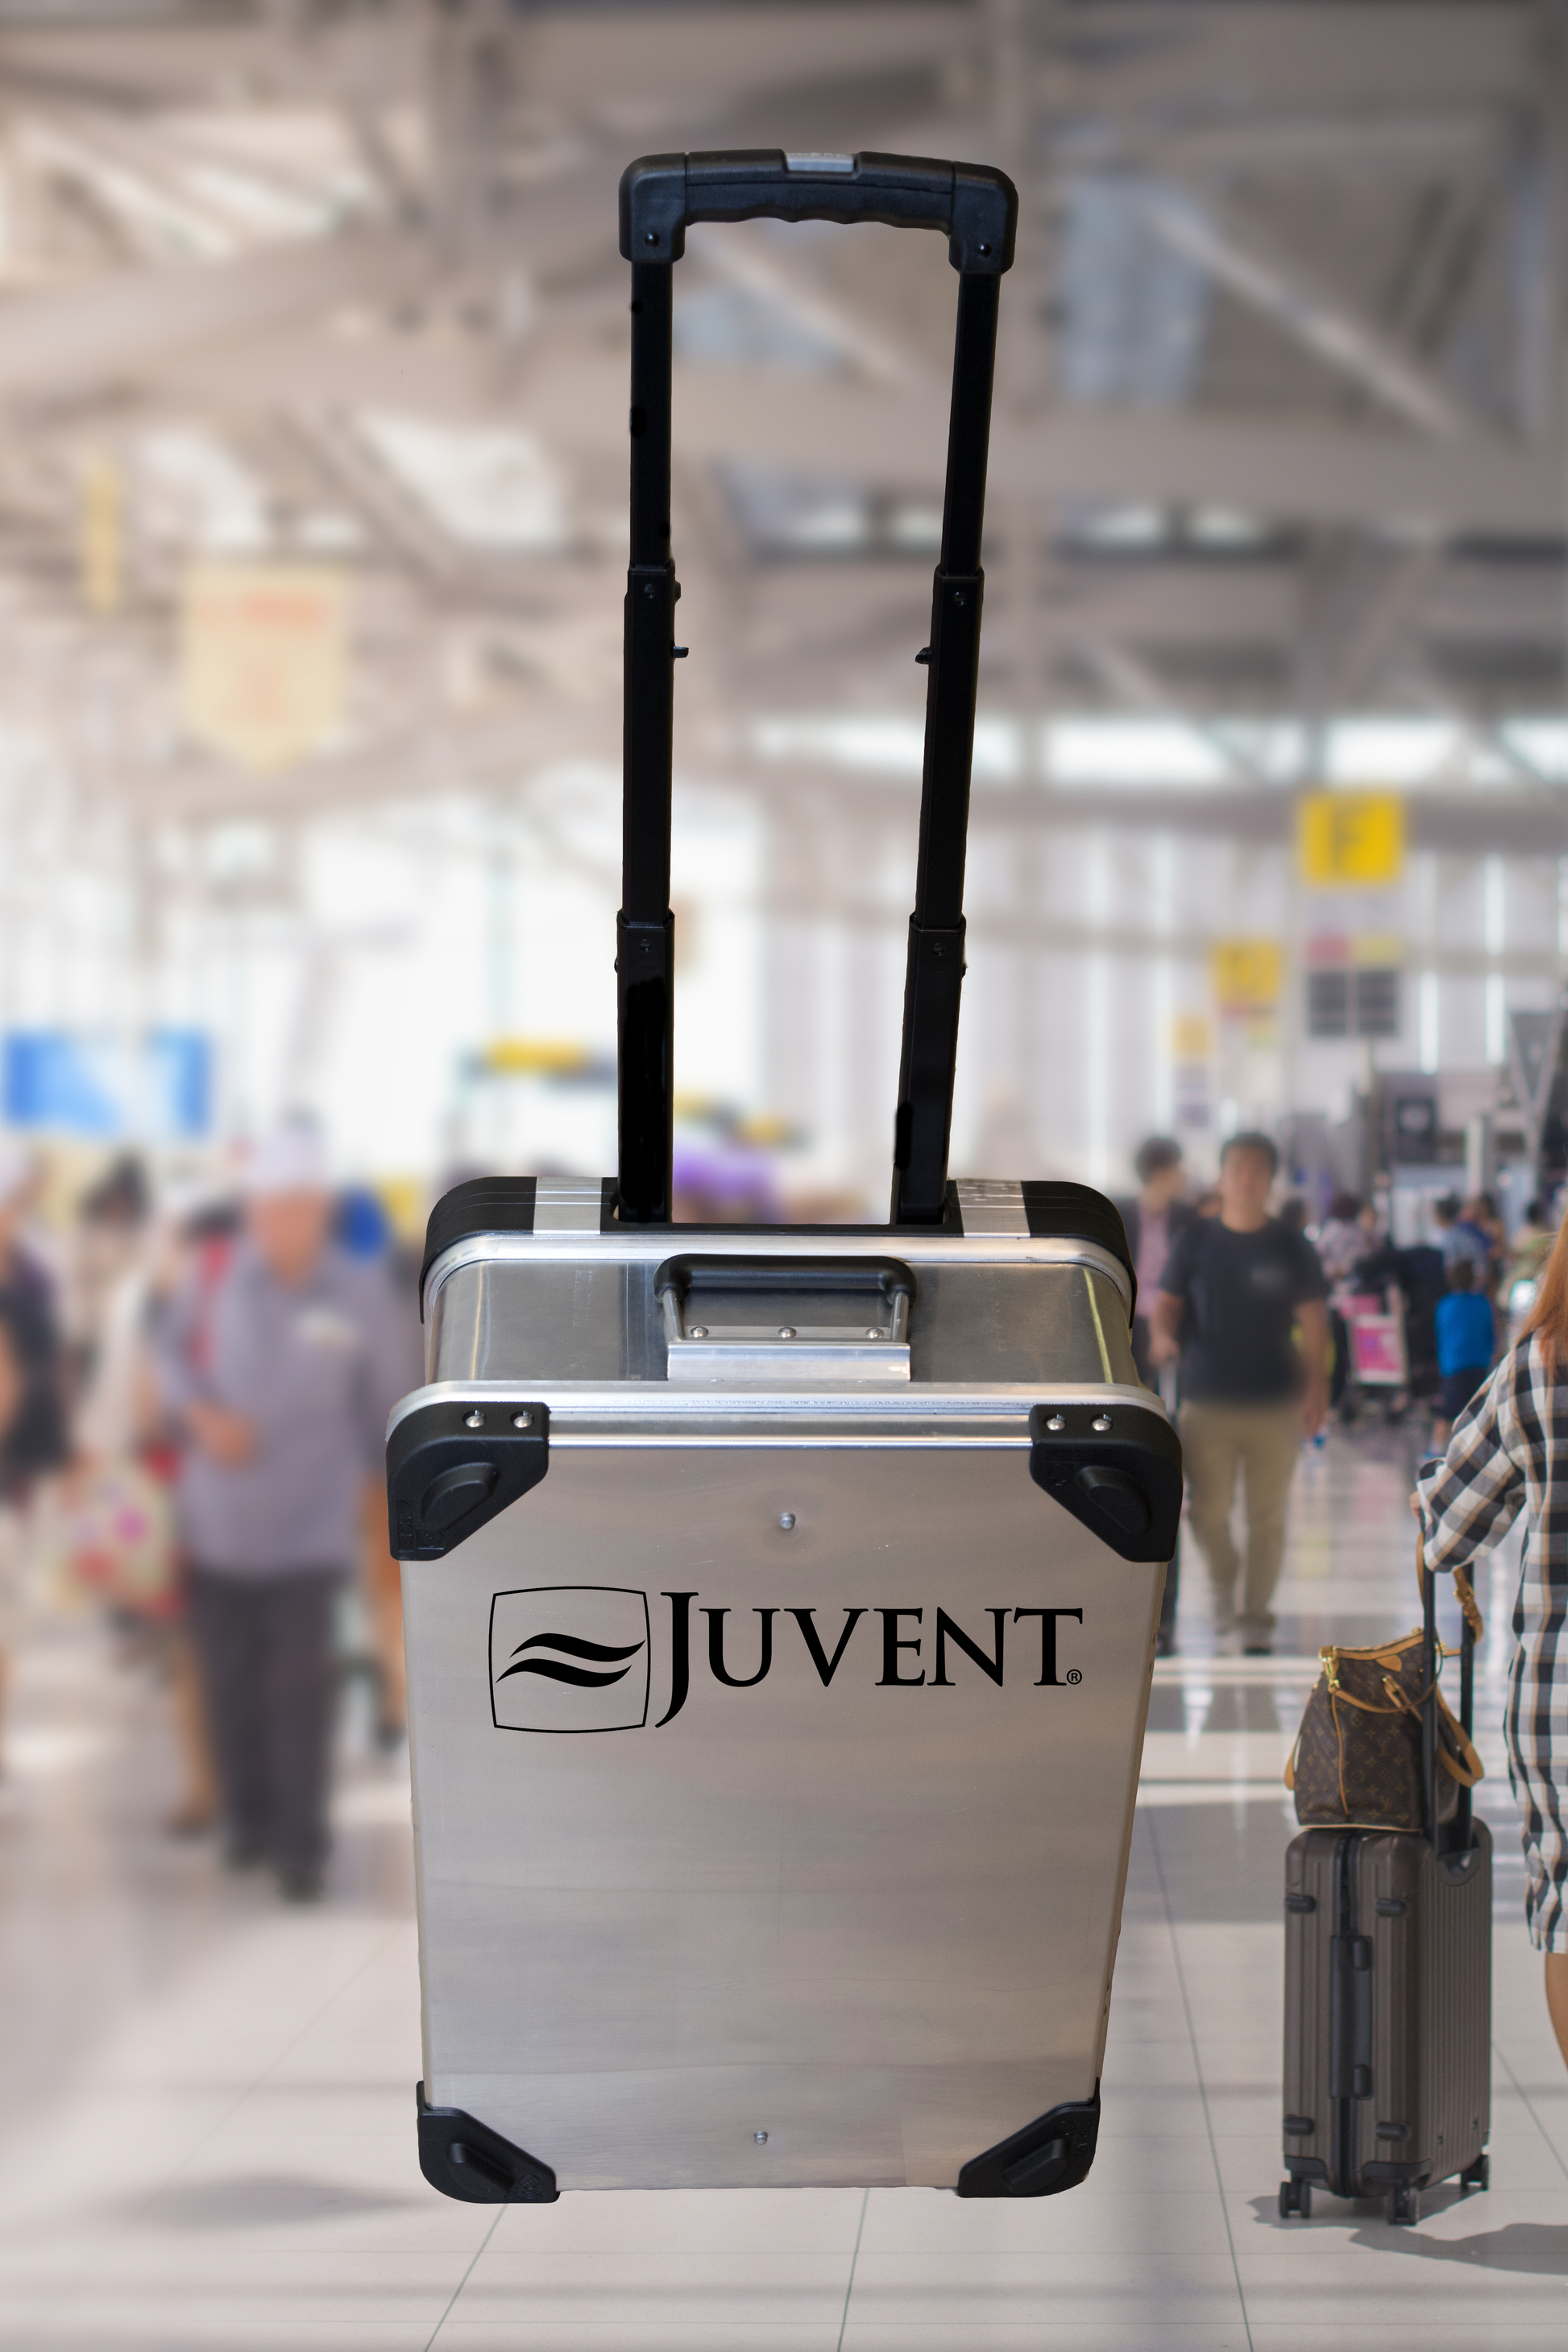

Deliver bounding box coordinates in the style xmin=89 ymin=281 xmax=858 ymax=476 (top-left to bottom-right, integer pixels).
xmin=1284 ymin=1547 xmax=1484 ymax=1833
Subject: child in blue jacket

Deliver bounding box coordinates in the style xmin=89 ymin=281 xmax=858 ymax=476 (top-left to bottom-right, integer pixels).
xmin=1433 ymin=1256 xmax=1496 ymax=1447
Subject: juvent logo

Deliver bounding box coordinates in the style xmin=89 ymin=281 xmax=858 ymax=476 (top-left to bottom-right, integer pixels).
xmin=490 ymin=1587 xmax=1081 ymax=1736
xmin=490 ymin=1587 xmax=651 ymax=1733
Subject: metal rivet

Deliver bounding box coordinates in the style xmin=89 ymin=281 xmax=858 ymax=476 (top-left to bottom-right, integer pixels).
xmin=1046 ymin=1413 xmax=1066 ymax=1432
xmin=645 ymin=230 xmax=659 ymax=245
xmin=754 ymin=2130 xmax=769 ymax=2143
xmin=1093 ymin=1413 xmax=1113 ymax=1433
xmin=778 ymin=1325 xmax=796 ymax=1339
xmin=778 ymin=1513 xmax=796 ymax=1532
xmin=464 ymin=1409 xmax=484 ymax=1430
xmin=866 ymin=1328 xmax=881 ymax=1340
xmin=688 ymin=1325 xmax=708 ymax=1339
xmin=978 ymin=241 xmax=992 ymax=255
xmin=512 ymin=1410 xmax=532 ymax=1430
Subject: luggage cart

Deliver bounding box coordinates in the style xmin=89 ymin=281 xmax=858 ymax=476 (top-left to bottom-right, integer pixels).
xmin=1336 ymin=1284 xmax=1411 ymax=1423
xmin=388 ymin=149 xmax=1181 ymax=2203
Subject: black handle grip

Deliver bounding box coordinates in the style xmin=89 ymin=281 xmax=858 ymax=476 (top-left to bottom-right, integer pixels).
xmin=654 ymin=1254 xmax=915 ymax=1304
xmin=620 ymin=151 xmax=1016 ymax=272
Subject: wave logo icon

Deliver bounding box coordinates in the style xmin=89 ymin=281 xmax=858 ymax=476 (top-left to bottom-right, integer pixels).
xmin=489 ymin=1587 xmax=650 ymax=1734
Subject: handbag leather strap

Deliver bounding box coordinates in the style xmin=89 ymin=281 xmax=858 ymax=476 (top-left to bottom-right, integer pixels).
xmin=1417 ymin=1530 xmax=1484 ymax=1642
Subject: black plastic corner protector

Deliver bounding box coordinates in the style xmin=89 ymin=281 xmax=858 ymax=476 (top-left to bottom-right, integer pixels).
xmin=1029 ymin=1402 xmax=1183 ymax=1564
xmin=388 ymin=1400 xmax=549 ymax=1561
xmin=417 ymin=2082 xmax=558 ymax=2204
xmin=418 ymin=1176 xmax=619 ymax=1317
xmin=419 ymin=1176 xmax=537 ymax=1320
xmin=955 ymin=2089 xmax=1100 ymax=2199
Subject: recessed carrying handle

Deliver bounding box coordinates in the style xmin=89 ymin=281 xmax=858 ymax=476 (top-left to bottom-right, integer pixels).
xmin=655 ymin=1255 xmax=915 ymax=1307
xmin=620 ymin=151 xmax=1016 ymax=272
xmin=654 ymin=1255 xmax=914 ymax=1383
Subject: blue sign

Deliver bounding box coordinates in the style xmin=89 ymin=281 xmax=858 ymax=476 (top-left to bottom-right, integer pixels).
xmin=2 ymin=1030 xmax=212 ymax=1139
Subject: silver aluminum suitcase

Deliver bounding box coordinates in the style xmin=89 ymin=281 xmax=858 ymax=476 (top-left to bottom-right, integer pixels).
xmin=388 ymin=149 xmax=1181 ymax=2205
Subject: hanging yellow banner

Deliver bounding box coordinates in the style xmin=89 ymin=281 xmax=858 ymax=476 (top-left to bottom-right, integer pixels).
xmin=1212 ymin=938 xmax=1283 ymax=1013
xmin=181 ymin=566 xmax=346 ymax=772
xmin=79 ymin=452 xmax=122 ymax=616
xmin=1297 ymin=790 xmax=1404 ymax=887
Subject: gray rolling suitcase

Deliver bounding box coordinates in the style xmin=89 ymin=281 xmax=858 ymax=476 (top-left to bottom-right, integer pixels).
xmin=388 ymin=148 xmax=1182 ymax=2205
xmin=1280 ymin=1537 xmax=1491 ymax=2225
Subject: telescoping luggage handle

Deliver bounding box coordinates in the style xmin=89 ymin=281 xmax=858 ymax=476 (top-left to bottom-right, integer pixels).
xmin=616 ymin=149 xmax=1018 ymax=1226
xmin=1416 ymin=1482 xmax=1483 ymax=1851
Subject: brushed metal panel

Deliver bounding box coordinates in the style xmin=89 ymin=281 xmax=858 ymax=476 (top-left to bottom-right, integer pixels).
xmin=404 ymin=1439 xmax=1159 ymax=2192
xmin=427 ymin=1255 xmax=1137 ymax=1392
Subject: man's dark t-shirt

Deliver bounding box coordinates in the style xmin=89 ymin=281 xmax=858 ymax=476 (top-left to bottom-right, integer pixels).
xmin=1158 ymin=1216 xmax=1328 ymax=1404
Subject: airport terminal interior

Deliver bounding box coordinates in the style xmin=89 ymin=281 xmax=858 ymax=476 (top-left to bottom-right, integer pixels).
xmin=0 ymin=0 xmax=1566 ymax=2344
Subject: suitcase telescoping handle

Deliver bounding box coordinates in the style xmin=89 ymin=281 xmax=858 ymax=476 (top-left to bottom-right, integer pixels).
xmin=616 ymin=150 xmax=1018 ymax=1226
xmin=1417 ymin=1487 xmax=1479 ymax=1850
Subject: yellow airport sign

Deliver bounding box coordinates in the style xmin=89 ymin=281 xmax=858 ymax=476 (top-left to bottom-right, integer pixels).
xmin=1212 ymin=939 xmax=1283 ymax=1013
xmin=483 ymin=1038 xmax=591 ymax=1076
xmin=181 ymin=566 xmax=346 ymax=773
xmin=80 ymin=452 xmax=122 ymax=616
xmin=1297 ymin=790 xmax=1404 ymax=887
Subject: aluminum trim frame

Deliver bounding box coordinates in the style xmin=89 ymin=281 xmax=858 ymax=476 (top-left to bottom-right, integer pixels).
xmin=665 ymin=1338 xmax=912 ymax=1384
xmin=388 ymin=1377 xmax=1163 ymax=1440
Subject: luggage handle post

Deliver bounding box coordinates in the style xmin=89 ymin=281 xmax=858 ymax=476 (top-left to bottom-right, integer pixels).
xmin=614 ymin=150 xmax=1017 ymax=1230
xmin=1421 ymin=1537 xmax=1440 ymax=1849
xmin=619 ymin=255 xmax=678 ymax=1225
xmin=1417 ymin=1494 xmax=1479 ymax=1852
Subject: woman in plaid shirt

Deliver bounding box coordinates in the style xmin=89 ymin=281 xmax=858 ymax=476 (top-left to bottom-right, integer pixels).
xmin=1417 ymin=1204 xmax=1568 ymax=2061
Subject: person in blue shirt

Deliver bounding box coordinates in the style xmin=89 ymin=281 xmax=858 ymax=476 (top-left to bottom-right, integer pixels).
xmin=1433 ymin=1257 xmax=1496 ymax=1447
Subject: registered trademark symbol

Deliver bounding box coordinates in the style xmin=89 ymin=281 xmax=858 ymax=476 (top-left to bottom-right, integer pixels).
xmin=1066 ymin=1669 xmax=1083 ymax=1686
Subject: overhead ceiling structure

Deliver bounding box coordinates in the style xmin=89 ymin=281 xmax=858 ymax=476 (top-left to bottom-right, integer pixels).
xmin=0 ymin=0 xmax=1561 ymax=1193
xmin=0 ymin=0 xmax=1558 ymax=833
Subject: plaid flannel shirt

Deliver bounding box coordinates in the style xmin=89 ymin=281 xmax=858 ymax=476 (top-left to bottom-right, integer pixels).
xmin=1417 ymin=1334 xmax=1568 ymax=1949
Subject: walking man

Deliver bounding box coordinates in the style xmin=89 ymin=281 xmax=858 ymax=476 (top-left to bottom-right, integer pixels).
xmin=155 ymin=1126 xmax=417 ymax=1899
xmin=1149 ymin=1130 xmax=1329 ymax=1654
xmin=1117 ymin=1136 xmax=1194 ymax=1386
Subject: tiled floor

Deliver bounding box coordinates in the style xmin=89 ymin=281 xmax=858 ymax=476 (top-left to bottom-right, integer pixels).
xmin=2 ymin=1427 xmax=1565 ymax=2349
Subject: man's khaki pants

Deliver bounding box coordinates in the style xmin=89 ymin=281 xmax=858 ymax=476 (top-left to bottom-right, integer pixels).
xmin=1177 ymin=1399 xmax=1302 ymax=1642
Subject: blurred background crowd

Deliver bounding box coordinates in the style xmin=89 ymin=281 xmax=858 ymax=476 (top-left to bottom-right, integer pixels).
xmin=0 ymin=1104 xmax=1543 ymax=1895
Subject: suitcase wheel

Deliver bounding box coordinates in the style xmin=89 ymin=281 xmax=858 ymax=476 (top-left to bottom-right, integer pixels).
xmin=1385 ymin=2185 xmax=1420 ymax=2226
xmin=1459 ymin=2153 xmax=1490 ymax=2195
xmin=1278 ymin=2177 xmax=1312 ymax=2220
